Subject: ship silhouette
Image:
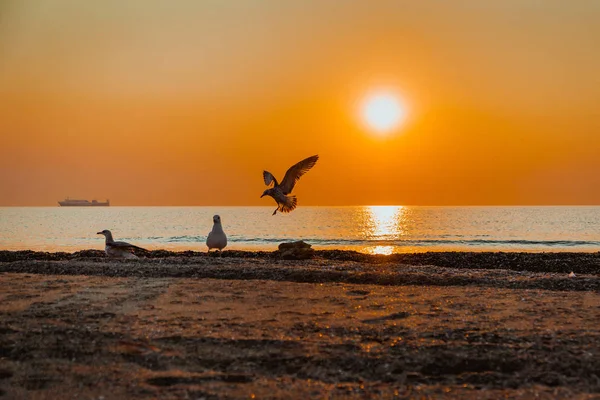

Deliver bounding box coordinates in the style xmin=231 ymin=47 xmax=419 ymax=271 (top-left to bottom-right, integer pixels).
xmin=58 ymin=198 xmax=110 ymax=207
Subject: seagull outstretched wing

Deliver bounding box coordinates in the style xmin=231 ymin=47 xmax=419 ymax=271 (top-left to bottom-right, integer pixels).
xmin=279 ymin=155 xmax=319 ymax=194
xmin=263 ymin=170 xmax=278 ymax=187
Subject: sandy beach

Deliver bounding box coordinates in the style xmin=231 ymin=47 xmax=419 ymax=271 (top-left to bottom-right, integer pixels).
xmin=1 ymin=251 xmax=599 ymax=399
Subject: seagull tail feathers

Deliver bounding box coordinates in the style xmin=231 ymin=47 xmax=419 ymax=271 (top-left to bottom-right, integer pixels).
xmin=280 ymin=195 xmax=298 ymax=214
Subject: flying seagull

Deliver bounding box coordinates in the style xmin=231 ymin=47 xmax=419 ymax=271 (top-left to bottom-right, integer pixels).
xmin=261 ymin=154 xmax=319 ymax=215
xmin=97 ymin=229 xmax=147 ymax=259
xmin=206 ymin=214 xmax=227 ymax=255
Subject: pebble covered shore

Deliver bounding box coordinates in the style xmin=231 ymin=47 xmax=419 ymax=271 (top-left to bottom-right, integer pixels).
xmin=0 ymin=251 xmax=599 ymax=398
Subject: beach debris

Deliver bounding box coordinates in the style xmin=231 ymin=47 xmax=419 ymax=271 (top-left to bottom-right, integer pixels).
xmin=278 ymin=240 xmax=315 ymax=260
xmin=568 ymin=271 xmax=576 ymax=278
xmin=206 ymin=215 xmax=227 ymax=255
xmin=97 ymin=229 xmax=147 ymax=259
xmin=261 ymin=155 xmax=319 ymax=215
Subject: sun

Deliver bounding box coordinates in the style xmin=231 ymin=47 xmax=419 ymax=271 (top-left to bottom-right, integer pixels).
xmin=360 ymin=92 xmax=407 ymax=134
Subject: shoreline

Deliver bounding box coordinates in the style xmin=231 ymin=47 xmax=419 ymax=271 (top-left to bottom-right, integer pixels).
xmin=2 ymin=249 xmax=600 ymax=273
xmin=2 ymin=244 xmax=600 ymax=255
xmin=1 ymin=251 xmax=599 ymax=293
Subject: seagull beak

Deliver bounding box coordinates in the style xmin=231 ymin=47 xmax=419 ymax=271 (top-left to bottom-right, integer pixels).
xmin=260 ymin=194 xmax=265 ymax=198
xmin=96 ymin=232 xmax=103 ymax=235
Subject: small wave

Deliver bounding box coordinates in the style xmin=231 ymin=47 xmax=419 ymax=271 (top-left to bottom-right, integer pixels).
xmin=166 ymin=235 xmax=204 ymax=243
xmin=155 ymin=236 xmax=600 ymax=248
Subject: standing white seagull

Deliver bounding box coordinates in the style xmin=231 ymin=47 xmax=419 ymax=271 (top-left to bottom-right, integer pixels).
xmin=261 ymin=155 xmax=319 ymax=215
xmin=97 ymin=229 xmax=147 ymax=259
xmin=206 ymin=215 xmax=227 ymax=254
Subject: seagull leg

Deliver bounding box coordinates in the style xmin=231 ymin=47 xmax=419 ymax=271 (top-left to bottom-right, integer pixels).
xmin=272 ymin=208 xmax=278 ymax=216
xmin=219 ymin=250 xmax=222 ymax=258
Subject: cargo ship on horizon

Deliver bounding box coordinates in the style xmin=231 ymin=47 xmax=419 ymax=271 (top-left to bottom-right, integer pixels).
xmin=58 ymin=198 xmax=110 ymax=207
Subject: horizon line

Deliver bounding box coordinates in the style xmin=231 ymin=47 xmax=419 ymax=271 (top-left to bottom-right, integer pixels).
xmin=2 ymin=204 xmax=600 ymax=208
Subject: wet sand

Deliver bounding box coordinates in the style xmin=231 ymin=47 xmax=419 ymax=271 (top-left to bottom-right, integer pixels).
xmin=1 ymin=251 xmax=600 ymax=399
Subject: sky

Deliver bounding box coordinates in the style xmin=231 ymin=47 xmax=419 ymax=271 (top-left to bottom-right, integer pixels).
xmin=1 ymin=0 xmax=599 ymax=206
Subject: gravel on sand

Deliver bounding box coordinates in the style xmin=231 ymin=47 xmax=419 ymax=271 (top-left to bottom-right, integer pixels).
xmin=0 ymin=251 xmax=599 ymax=399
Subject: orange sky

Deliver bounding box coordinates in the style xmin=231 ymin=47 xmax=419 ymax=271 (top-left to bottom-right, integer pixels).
xmin=1 ymin=1 xmax=599 ymax=206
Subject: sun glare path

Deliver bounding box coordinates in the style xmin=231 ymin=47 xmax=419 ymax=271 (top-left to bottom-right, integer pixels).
xmin=363 ymin=206 xmax=405 ymax=254
xmin=369 ymin=245 xmax=395 ymax=256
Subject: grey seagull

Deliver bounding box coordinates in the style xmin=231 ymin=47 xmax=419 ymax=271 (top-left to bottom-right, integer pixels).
xmin=261 ymin=155 xmax=319 ymax=215
xmin=206 ymin=214 xmax=227 ymax=255
xmin=97 ymin=229 xmax=147 ymax=259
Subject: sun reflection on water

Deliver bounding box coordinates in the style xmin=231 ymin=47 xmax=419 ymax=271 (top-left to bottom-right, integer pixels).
xmin=368 ymin=245 xmax=395 ymax=255
xmin=362 ymin=206 xmax=406 ymax=254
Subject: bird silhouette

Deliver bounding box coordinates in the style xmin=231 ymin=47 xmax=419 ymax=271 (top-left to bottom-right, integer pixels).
xmin=261 ymin=155 xmax=319 ymax=215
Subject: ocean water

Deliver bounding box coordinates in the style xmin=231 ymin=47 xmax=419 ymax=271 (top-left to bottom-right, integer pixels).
xmin=0 ymin=206 xmax=599 ymax=254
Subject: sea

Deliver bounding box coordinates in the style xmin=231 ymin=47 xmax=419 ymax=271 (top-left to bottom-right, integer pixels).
xmin=0 ymin=206 xmax=599 ymax=254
